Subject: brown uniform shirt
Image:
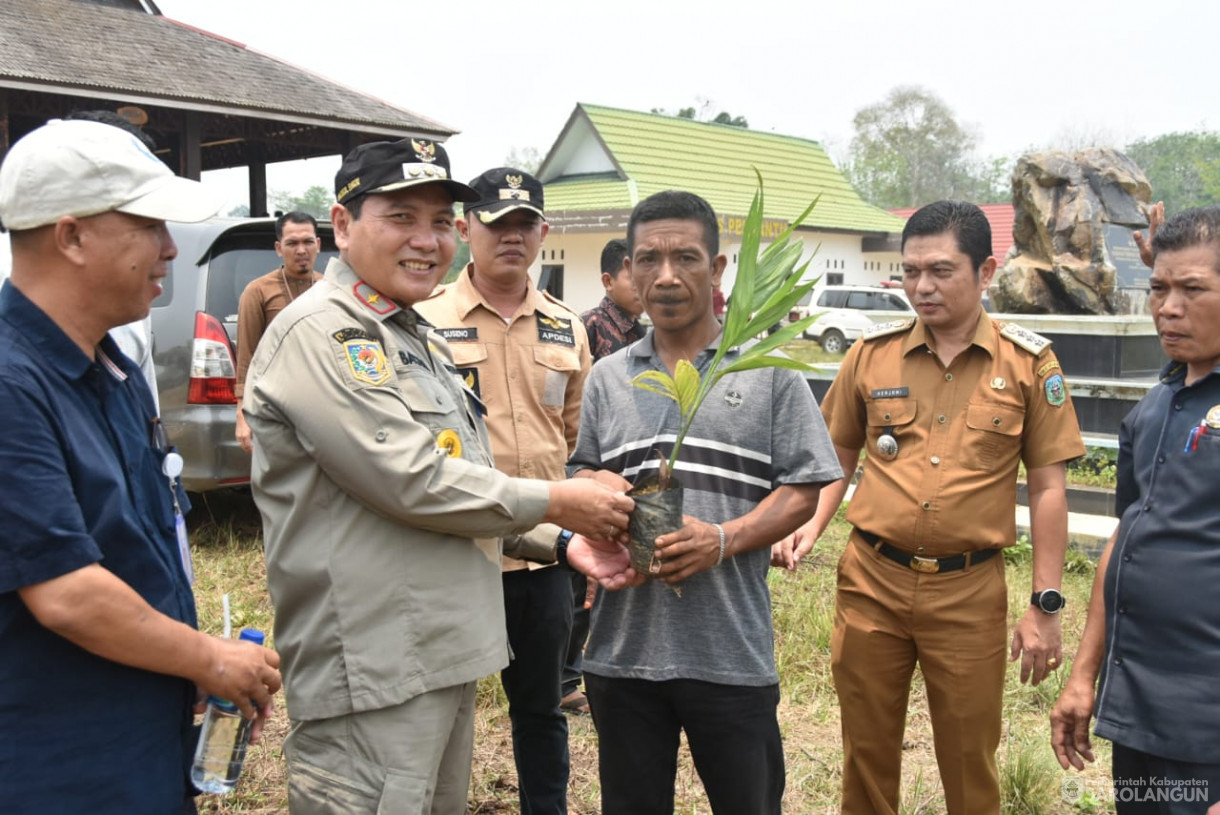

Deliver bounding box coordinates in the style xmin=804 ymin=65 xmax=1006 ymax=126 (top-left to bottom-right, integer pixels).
xmin=416 ymin=267 xmax=591 ymax=571
xmin=235 ymin=267 xmax=322 ymax=397
xmin=821 ymin=311 xmax=1085 ymax=555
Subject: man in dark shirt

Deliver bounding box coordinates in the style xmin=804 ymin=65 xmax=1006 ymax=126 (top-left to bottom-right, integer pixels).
xmin=1051 ymin=206 xmax=1220 ymax=814
xmin=0 ymin=118 xmax=281 ymax=813
xmin=580 ymin=238 xmax=644 ymax=362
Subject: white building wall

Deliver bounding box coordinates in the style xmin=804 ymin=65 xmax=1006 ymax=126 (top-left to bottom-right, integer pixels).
xmin=534 ymin=226 xmax=904 ymax=314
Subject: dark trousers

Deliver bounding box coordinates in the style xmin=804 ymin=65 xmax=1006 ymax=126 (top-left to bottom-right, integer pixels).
xmin=501 ymin=566 xmax=573 ymax=815
xmin=584 ymin=674 xmax=784 ymax=815
xmin=561 ymin=569 xmax=589 ymax=696
xmin=1111 ymin=742 xmax=1220 ymax=814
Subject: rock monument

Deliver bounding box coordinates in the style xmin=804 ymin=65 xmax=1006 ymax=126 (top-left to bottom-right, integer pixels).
xmin=991 ymin=148 xmax=1152 ymax=314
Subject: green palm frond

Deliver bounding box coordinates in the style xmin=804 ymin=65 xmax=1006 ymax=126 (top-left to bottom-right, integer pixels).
xmin=631 ymin=173 xmax=820 ymax=481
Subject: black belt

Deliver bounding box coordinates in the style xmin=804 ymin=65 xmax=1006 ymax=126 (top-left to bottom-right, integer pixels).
xmin=855 ymin=529 xmax=999 ymax=574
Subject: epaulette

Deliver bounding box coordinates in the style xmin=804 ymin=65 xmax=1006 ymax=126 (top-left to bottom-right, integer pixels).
xmin=862 ymin=318 xmax=916 ymax=341
xmin=998 ymin=321 xmax=1052 ymax=355
xmin=541 ymin=289 xmax=580 ymax=317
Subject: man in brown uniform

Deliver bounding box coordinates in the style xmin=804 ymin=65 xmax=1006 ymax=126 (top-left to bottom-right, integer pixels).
xmin=234 ymin=211 xmax=323 ymax=453
xmin=791 ymin=200 xmax=1085 ymax=814
xmin=416 ymin=167 xmax=590 ymax=815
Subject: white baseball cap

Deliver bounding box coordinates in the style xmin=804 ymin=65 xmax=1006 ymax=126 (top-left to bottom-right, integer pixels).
xmin=0 ymin=119 xmax=222 ymax=231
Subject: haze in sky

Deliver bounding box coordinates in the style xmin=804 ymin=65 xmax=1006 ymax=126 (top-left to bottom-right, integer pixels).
xmin=153 ymin=0 xmax=1218 ymax=212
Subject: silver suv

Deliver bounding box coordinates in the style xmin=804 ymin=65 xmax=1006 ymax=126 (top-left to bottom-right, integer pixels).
xmin=151 ymin=218 xmax=337 ymax=492
xmin=802 ymin=284 xmax=913 ymax=353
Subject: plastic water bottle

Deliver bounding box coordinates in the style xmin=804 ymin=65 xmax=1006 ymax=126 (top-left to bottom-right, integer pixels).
xmin=190 ymin=628 xmax=265 ymax=794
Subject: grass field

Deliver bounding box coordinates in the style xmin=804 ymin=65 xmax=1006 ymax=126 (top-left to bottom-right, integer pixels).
xmin=188 ymin=492 xmax=1116 ymax=815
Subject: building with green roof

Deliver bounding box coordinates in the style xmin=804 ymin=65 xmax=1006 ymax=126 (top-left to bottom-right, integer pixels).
xmin=532 ymin=103 xmax=906 ymax=311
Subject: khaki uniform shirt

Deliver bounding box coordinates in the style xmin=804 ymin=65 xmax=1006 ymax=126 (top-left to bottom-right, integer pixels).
xmin=416 ymin=266 xmax=591 ymax=571
xmin=235 ymin=267 xmax=322 ymax=398
xmin=821 ymin=311 xmax=1085 ymax=554
xmin=243 ymin=257 xmax=550 ymax=721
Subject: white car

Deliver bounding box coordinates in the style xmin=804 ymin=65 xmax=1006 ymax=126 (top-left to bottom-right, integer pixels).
xmin=802 ymin=285 xmax=914 ymax=354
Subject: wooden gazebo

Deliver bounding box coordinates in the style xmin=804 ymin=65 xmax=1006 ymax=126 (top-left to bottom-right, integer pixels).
xmin=0 ymin=0 xmax=456 ymax=215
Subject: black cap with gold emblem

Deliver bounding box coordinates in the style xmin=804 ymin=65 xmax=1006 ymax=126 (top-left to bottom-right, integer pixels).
xmin=334 ymin=138 xmax=478 ymax=206
xmin=464 ymin=167 xmax=546 ymax=224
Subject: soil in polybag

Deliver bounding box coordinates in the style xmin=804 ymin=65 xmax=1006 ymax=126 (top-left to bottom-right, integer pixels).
xmin=627 ymin=474 xmax=684 ymax=597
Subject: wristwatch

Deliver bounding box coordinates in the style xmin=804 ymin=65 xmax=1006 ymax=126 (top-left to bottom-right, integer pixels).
xmin=555 ymin=529 xmax=574 ymax=568
xmin=1031 ymin=588 xmax=1065 ymax=614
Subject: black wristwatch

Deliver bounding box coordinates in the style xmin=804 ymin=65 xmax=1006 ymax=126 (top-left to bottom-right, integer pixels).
xmin=555 ymin=529 xmax=574 ymax=568
xmin=1031 ymin=588 xmax=1065 ymax=614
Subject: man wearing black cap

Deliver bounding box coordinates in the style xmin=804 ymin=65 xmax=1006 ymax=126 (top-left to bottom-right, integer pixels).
xmin=243 ymin=142 xmax=632 ymax=813
xmin=416 ymin=167 xmax=590 ymax=815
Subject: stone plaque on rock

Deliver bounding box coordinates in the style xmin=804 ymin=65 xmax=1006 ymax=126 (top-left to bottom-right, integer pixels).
xmin=1102 ymin=224 xmax=1150 ymax=289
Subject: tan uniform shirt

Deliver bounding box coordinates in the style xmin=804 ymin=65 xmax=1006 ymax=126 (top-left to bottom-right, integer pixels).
xmin=244 ymin=257 xmax=551 ymax=721
xmin=416 ymin=267 xmax=591 ymax=571
xmin=234 ymin=267 xmax=322 ymax=398
xmin=821 ymin=311 xmax=1085 ymax=554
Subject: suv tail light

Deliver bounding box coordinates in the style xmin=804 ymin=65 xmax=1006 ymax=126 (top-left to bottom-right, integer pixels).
xmin=188 ymin=311 xmax=238 ymax=405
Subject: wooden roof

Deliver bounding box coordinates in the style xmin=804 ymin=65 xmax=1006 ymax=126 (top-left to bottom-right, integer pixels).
xmin=0 ymin=0 xmax=454 ymax=175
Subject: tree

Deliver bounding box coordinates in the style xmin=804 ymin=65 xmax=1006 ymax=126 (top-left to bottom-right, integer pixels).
xmin=1125 ymin=131 xmax=1220 ymax=215
xmin=271 ymin=185 xmax=333 ymax=220
xmin=846 ymin=86 xmax=1006 ymax=209
xmin=652 ymin=99 xmax=749 ymax=129
xmin=504 ymin=146 xmax=542 ymax=174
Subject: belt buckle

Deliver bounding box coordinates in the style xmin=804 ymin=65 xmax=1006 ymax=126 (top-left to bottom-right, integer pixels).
xmin=909 ymin=555 xmax=940 ymax=574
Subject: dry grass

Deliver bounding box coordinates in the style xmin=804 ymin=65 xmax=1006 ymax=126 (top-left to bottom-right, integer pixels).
xmin=189 ymin=493 xmax=1111 ymax=814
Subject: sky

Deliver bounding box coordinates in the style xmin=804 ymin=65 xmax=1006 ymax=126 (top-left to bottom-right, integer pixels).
xmin=153 ymin=0 xmax=1220 ymax=212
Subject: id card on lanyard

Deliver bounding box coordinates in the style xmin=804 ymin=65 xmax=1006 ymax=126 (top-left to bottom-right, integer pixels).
xmin=152 ymin=418 xmax=193 ymax=584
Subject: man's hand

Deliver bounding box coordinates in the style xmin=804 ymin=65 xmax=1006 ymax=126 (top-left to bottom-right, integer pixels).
xmin=651 ymin=516 xmax=725 ymax=583
xmin=194 ymin=636 xmax=282 ymax=724
xmin=568 ymin=534 xmax=645 ymax=591
xmin=1050 ymin=676 xmax=1097 ymax=770
xmin=235 ymin=409 xmax=253 ymax=455
xmin=546 ymin=479 xmax=634 ymax=541
xmin=771 ymin=517 xmax=821 ymax=571
xmin=1011 ymin=605 xmax=1063 ymax=686
xmin=1133 ymin=200 xmax=1164 ymax=268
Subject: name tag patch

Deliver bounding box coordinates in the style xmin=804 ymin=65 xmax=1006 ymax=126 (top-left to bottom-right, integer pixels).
xmin=437 ymin=327 xmax=478 ymax=342
xmin=398 ymin=350 xmax=429 ymax=369
xmin=870 ymin=387 xmax=909 ymax=399
xmin=537 ymin=315 xmax=575 ymax=347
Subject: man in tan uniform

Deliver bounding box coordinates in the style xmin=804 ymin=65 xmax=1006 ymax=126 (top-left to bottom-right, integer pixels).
xmin=416 ymin=167 xmax=589 ymax=814
xmin=234 ymin=211 xmax=323 ymax=453
xmin=243 ymin=139 xmax=634 ymax=814
xmin=790 ymin=200 xmax=1085 ymax=814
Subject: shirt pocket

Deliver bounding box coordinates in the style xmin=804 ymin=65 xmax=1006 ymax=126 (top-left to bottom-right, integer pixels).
xmin=398 ymin=372 xmax=461 ymax=440
xmin=963 ymin=401 xmax=1025 ymax=471
xmin=865 ymin=398 xmax=917 ymax=458
xmin=533 ymin=346 xmax=581 ymax=411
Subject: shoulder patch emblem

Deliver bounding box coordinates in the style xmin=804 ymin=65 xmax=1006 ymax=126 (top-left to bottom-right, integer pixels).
xmin=333 ymin=327 xmax=374 ymax=343
xmin=999 ymin=322 xmax=1051 ymax=355
xmin=343 ymin=339 xmax=392 ymax=386
xmin=863 ymin=318 xmax=916 ymax=341
xmin=1044 ymin=373 xmax=1066 ymax=406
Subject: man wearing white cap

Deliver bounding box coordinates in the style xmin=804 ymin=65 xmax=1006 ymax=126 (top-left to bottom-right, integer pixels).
xmin=0 ymin=118 xmax=282 ymax=813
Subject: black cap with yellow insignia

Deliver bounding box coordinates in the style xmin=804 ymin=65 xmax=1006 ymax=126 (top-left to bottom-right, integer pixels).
xmin=464 ymin=167 xmax=546 ymax=224
xmin=335 ymin=138 xmax=479 ymax=206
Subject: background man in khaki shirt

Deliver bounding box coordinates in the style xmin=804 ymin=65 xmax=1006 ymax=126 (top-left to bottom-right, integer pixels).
xmin=417 ymin=167 xmax=589 ymax=815
xmin=244 ymin=142 xmax=632 ymax=814
xmin=790 ymin=200 xmax=1085 ymax=815
xmin=234 ymin=210 xmax=322 ymax=453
